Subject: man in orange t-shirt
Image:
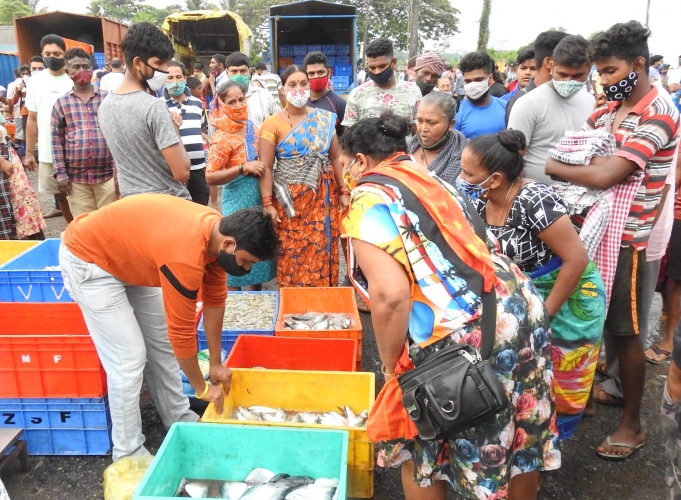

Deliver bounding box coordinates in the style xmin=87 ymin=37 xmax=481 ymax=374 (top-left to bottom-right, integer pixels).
xmin=59 ymin=194 xmax=279 ymax=461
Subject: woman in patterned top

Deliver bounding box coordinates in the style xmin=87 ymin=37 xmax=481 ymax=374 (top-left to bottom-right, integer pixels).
xmin=458 ymin=129 xmax=606 ymax=439
xmin=341 ymin=111 xmax=560 ymax=500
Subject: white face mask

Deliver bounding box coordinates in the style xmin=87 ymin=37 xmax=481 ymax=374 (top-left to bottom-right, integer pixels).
xmin=285 ymin=88 xmax=311 ymax=108
xmin=464 ymin=79 xmax=490 ymax=100
xmin=146 ymin=70 xmax=169 ymax=92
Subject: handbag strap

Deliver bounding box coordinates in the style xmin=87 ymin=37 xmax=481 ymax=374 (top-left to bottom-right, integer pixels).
xmin=453 ymin=189 xmax=497 ymax=360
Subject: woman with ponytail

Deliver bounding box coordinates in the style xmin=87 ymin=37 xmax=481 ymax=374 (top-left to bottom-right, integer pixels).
xmin=459 ymin=129 xmax=606 ymax=439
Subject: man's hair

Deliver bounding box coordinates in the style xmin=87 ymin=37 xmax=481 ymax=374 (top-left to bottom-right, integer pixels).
xmin=219 ymin=207 xmax=281 ymax=261
xmin=303 ymin=51 xmax=328 ymax=69
xmin=517 ymin=46 xmax=535 ymax=65
xmin=110 ymin=57 xmax=123 ymax=69
xmin=212 ymin=54 xmax=226 ymax=66
xmin=95 ymin=70 xmax=104 ymax=79
xmin=445 ymin=63 xmax=452 ymax=70
xmin=458 ymin=51 xmax=494 ymax=75
xmin=225 ymin=52 xmax=251 ymax=69
xmin=29 ymin=55 xmax=43 ymax=65
xmin=255 ymin=62 xmax=267 ymax=71
xmin=552 ymin=35 xmax=590 ymax=68
xmin=40 ymin=34 xmax=66 ymax=51
xmin=534 ymin=30 xmax=569 ymax=68
xmin=194 ymin=61 xmax=204 ymax=70
xmin=18 ymin=64 xmax=29 ymax=74
xmin=121 ymin=22 xmax=174 ymax=68
xmin=651 ymin=54 xmax=663 ymax=65
xmin=186 ymin=76 xmax=202 ymax=89
xmin=168 ymin=60 xmax=186 ymax=73
xmin=65 ymin=48 xmax=93 ymax=65
xmin=588 ymin=21 xmax=651 ymax=71
xmin=365 ymin=38 xmax=394 ymax=59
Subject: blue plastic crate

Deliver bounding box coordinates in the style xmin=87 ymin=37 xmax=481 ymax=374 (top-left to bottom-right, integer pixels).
xmin=336 ymin=55 xmax=351 ymax=65
xmin=279 ymin=45 xmax=293 ymax=57
xmin=0 ymin=239 xmax=72 ymax=303
xmin=293 ymin=56 xmax=305 ymax=65
xmin=336 ymin=44 xmax=350 ymax=55
xmin=307 ymin=44 xmax=321 ymax=53
xmin=332 ymin=76 xmax=350 ymax=90
xmin=322 ymin=44 xmax=336 ymax=55
xmin=0 ymin=397 xmax=112 ymax=455
xmin=293 ymin=45 xmax=308 ymax=56
xmin=326 ymin=56 xmax=336 ymax=66
xmin=334 ymin=64 xmax=353 ymax=77
xmin=196 ymin=291 xmax=278 ymax=352
xmin=93 ymin=52 xmax=106 ymax=69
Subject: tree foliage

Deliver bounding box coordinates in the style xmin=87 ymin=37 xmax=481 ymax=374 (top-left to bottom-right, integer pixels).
xmin=477 ymin=0 xmax=491 ymax=50
xmin=0 ymin=0 xmax=31 ymax=25
xmin=87 ymin=0 xmax=182 ymax=26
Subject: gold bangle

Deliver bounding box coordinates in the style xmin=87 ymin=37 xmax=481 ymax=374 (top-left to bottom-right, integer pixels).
xmin=380 ymin=364 xmax=395 ymax=376
xmin=195 ymin=382 xmax=210 ymax=399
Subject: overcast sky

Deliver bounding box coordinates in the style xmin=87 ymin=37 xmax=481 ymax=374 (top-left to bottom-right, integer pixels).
xmin=43 ymin=0 xmax=681 ymax=62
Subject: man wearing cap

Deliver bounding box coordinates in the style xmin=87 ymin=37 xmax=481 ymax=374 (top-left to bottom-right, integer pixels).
xmin=414 ymin=52 xmax=445 ymax=96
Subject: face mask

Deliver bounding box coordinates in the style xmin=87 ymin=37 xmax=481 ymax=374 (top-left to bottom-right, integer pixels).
xmin=416 ymin=79 xmax=436 ymax=96
xmin=70 ymin=70 xmax=93 ymax=86
xmin=43 ymin=56 xmax=65 ymax=72
xmin=455 ymin=173 xmax=494 ymax=201
xmin=602 ymin=71 xmax=639 ymax=102
xmin=464 ymin=80 xmax=490 ymax=100
xmin=166 ymin=81 xmax=186 ymax=97
xmin=368 ymin=66 xmax=393 ymax=86
xmin=286 ymin=89 xmax=310 ymax=108
xmin=217 ymin=245 xmax=250 ymax=276
xmin=229 ymin=74 xmax=250 ymax=88
xmin=141 ymin=61 xmax=170 ymax=92
xmin=30 ymin=70 xmax=40 ymax=77
xmin=309 ymin=76 xmax=329 ymax=93
xmin=342 ymin=159 xmax=360 ymax=191
xmin=552 ymin=79 xmax=587 ymax=98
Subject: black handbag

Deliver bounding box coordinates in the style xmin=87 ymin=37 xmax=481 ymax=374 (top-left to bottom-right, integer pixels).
xmin=397 ymin=188 xmax=509 ymax=441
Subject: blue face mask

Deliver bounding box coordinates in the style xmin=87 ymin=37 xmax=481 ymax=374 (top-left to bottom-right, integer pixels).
xmin=166 ymin=81 xmax=186 ymax=97
xmin=455 ymin=173 xmax=494 ymax=201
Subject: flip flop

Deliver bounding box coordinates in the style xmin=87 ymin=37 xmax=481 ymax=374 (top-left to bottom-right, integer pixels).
xmin=592 ymin=384 xmax=623 ymax=406
xmin=645 ymin=345 xmax=672 ymax=364
xmin=595 ymin=436 xmax=645 ymax=461
xmin=356 ymin=295 xmax=370 ymax=314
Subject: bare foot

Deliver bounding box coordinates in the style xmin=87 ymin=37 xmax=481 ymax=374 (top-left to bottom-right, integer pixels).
xmin=596 ymin=425 xmax=645 ymax=459
xmin=667 ymin=361 xmax=681 ymax=403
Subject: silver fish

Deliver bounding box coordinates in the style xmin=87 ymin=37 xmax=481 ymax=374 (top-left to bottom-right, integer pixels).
xmin=291 ymin=321 xmax=311 ymax=330
xmin=184 ymin=480 xmax=211 ymax=498
xmin=298 ymin=412 xmax=320 ymax=425
xmin=319 ymin=411 xmax=347 ymax=427
xmin=245 ymin=467 xmax=276 ymax=485
xmin=219 ymin=481 xmax=248 ymax=499
xmin=291 ymin=314 xmax=318 ymax=321
xmin=284 ymin=484 xmax=336 ymax=500
xmin=262 ymin=413 xmax=279 ymax=422
xmin=274 ymin=408 xmax=288 ymax=422
xmin=272 ymin=476 xmax=314 ymax=488
xmin=237 ymin=407 xmax=261 ymax=421
xmin=312 ymin=320 xmax=329 ymax=330
xmin=239 ymin=483 xmax=290 ymax=500
xmin=315 ymin=478 xmax=339 ymax=488
xmin=249 ymin=406 xmax=277 ymax=415
xmin=313 ymin=313 xmax=328 ymax=324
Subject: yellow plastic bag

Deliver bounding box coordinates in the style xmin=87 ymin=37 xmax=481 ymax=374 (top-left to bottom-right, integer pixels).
xmin=102 ymin=456 xmax=155 ymax=500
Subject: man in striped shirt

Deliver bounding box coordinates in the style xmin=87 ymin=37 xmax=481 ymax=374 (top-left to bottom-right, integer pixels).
xmin=164 ymin=61 xmax=209 ymax=205
xmin=546 ymin=20 xmax=680 ymax=461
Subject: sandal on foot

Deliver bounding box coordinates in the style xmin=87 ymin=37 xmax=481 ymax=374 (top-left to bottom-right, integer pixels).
xmin=595 ymin=436 xmax=645 ymax=461
xmin=356 ymin=295 xmax=370 ymax=314
xmin=645 ymin=345 xmax=671 ymax=364
xmin=592 ymin=384 xmax=623 ymax=406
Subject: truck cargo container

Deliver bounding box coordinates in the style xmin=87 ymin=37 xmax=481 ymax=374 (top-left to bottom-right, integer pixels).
xmin=269 ymin=0 xmax=357 ymax=94
xmin=14 ymin=11 xmax=127 ymax=66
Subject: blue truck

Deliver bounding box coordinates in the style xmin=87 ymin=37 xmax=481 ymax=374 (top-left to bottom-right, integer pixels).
xmin=269 ymin=0 xmax=357 ymax=94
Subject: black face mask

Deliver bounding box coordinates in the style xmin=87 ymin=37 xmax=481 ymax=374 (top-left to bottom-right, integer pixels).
xmin=44 ymin=57 xmax=65 ymax=72
xmin=218 ymin=249 xmax=250 ymax=277
xmin=416 ymin=79 xmax=435 ymax=96
xmin=368 ymin=65 xmax=394 ymax=86
xmin=419 ymin=130 xmax=451 ymax=151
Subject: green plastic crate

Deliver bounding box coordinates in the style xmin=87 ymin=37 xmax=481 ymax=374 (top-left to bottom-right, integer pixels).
xmin=134 ymin=422 xmax=349 ymax=499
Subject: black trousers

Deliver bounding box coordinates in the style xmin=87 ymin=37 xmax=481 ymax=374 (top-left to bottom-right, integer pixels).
xmin=187 ymin=167 xmax=209 ymax=206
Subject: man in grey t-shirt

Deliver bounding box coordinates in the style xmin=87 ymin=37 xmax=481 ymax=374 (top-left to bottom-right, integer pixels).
xmin=98 ymin=23 xmax=190 ymax=199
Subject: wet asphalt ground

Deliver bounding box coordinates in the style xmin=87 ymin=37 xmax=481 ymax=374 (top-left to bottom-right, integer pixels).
xmin=0 ymin=172 xmax=672 ymax=499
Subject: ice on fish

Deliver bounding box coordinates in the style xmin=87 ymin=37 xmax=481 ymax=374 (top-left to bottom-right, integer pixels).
xmin=283 ymin=312 xmax=352 ymax=330
xmin=220 ymin=481 xmax=249 ymax=499
xmin=233 ymin=406 xmax=368 ymax=428
xmin=245 ymin=467 xmax=276 ymax=485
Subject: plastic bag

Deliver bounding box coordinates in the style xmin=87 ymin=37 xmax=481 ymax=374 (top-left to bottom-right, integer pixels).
xmin=102 ymin=456 xmax=155 ymax=500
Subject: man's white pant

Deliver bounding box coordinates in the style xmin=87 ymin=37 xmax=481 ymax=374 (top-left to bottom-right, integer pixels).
xmin=59 ymin=244 xmax=198 ymax=461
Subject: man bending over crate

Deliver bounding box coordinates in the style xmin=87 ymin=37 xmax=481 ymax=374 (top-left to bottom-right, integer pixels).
xmin=58 ymin=194 xmax=280 ymax=460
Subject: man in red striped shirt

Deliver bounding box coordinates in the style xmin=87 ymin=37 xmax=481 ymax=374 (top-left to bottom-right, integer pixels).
xmin=546 ymin=20 xmax=680 ymax=461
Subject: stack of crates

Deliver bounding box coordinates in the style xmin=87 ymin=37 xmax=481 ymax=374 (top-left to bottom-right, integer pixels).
xmin=0 ymin=240 xmax=112 ymax=456
xmin=278 ymin=44 xmax=353 ymax=91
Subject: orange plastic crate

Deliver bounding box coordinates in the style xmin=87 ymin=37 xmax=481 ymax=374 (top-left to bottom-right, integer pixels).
xmin=226 ymin=335 xmax=358 ymax=371
xmin=274 ymin=287 xmax=363 ymax=370
xmin=0 ymin=336 xmax=107 ymax=398
xmin=0 ymin=302 xmax=88 ymax=335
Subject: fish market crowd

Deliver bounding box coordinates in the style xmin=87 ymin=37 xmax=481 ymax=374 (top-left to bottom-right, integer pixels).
xmin=2 ymin=14 xmax=681 ymax=500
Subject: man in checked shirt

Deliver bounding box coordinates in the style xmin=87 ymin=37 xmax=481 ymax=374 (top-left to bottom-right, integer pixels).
xmin=51 ymin=48 xmax=116 ymax=218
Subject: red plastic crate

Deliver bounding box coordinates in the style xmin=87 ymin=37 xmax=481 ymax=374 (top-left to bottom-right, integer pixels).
xmin=0 ymin=302 xmax=88 ymax=335
xmin=226 ymin=335 xmax=358 ymax=371
xmin=0 ymin=335 xmax=107 ymax=398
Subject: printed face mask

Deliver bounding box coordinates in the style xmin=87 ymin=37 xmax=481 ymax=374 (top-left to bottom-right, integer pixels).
xmin=552 ymin=79 xmax=587 ymax=98
xmin=455 ymin=173 xmax=494 ymax=201
xmin=342 ymin=159 xmax=359 ymax=191
xmin=602 ymin=71 xmax=638 ymax=101
xmin=464 ymin=79 xmax=490 ymax=100
xmin=286 ymin=89 xmax=310 ymax=108
xmin=217 ymin=245 xmax=250 ymax=276
xmin=165 ymin=81 xmax=186 ymax=97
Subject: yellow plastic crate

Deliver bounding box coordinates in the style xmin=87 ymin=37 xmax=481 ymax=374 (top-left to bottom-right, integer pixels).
xmin=0 ymin=241 xmax=39 ymax=266
xmin=202 ymin=368 xmax=376 ymax=498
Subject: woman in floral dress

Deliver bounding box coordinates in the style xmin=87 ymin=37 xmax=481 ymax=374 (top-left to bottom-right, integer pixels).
xmin=340 ymin=111 xmax=560 ymax=499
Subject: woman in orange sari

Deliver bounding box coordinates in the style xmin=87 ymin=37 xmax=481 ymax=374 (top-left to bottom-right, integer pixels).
xmin=258 ymin=65 xmax=348 ymax=287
